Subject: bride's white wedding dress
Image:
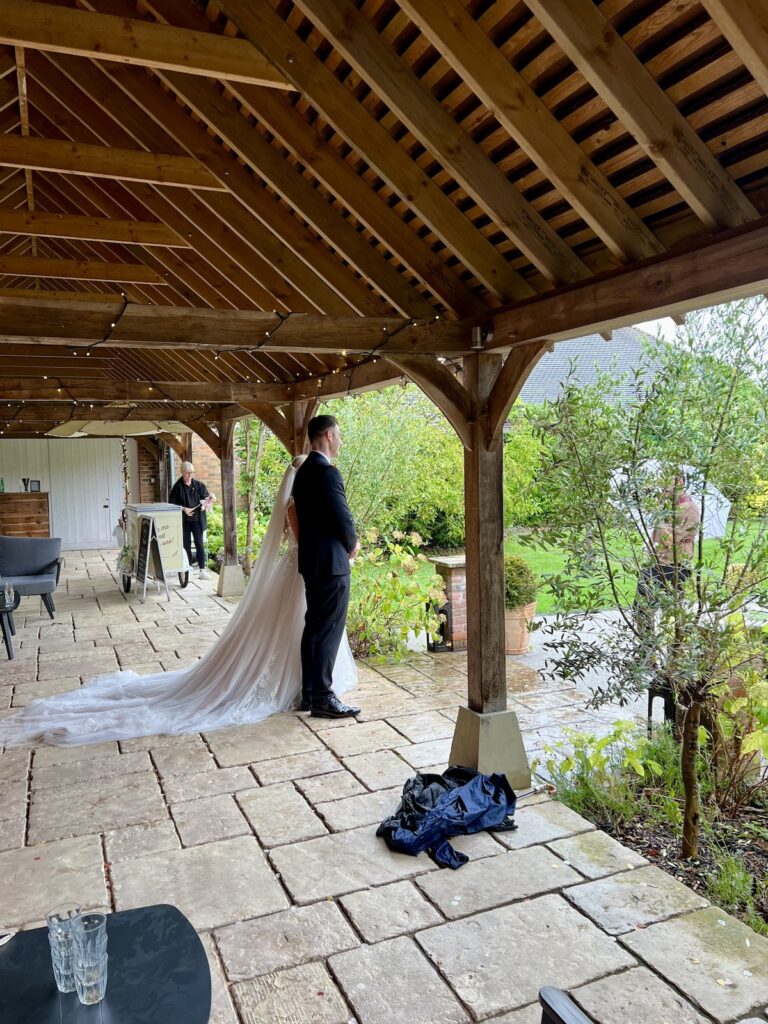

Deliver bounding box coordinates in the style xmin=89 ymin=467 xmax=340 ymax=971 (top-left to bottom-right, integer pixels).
xmin=0 ymin=462 xmax=357 ymax=747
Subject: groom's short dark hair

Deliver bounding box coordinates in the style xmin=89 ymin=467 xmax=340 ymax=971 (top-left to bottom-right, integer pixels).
xmin=308 ymin=414 xmax=338 ymax=441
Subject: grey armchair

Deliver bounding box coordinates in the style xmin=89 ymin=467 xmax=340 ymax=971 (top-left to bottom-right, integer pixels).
xmin=0 ymin=536 xmax=62 ymax=619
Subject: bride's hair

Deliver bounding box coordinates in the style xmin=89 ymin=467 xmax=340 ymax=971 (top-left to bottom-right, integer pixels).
xmin=291 ymin=454 xmax=308 ymax=469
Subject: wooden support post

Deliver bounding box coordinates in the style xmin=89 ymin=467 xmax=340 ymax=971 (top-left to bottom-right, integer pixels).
xmin=387 ymin=348 xmax=548 ymax=788
xmin=180 ymin=431 xmax=192 ymax=463
xmin=157 ymin=440 xmax=170 ymax=502
xmin=289 ymin=398 xmax=318 ymax=456
xmin=216 ymin=416 xmax=245 ymax=597
xmin=464 ymin=354 xmax=506 ymax=714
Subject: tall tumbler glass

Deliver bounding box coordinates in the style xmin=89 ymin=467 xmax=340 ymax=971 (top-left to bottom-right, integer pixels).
xmin=46 ymin=904 xmax=82 ymax=993
xmin=72 ymin=913 xmax=108 ymax=1005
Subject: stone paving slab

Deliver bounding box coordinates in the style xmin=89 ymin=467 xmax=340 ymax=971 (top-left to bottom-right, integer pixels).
xmin=160 ymin=765 xmax=255 ymax=803
xmin=343 ymin=749 xmax=413 ymax=790
xmin=395 ymin=737 xmax=453 ymax=768
xmin=205 ymin=716 xmax=321 ymax=767
xmin=496 ymin=799 xmax=595 ymax=849
xmin=317 ymin=719 xmax=406 ymax=758
xmin=33 ymin=740 xmax=119 ymax=766
xmin=269 ymin=824 xmax=437 ymax=903
xmin=112 ymin=835 xmax=288 ymax=931
xmin=620 ymin=906 xmax=768 ymax=1023
xmin=104 ymin=820 xmax=180 ymax=862
xmin=0 ymin=816 xmax=24 ymax=852
xmin=151 ymin=740 xmax=217 ymax=777
xmin=340 ymin=879 xmax=443 ymax=943
xmin=315 ymin=786 xmax=401 ymax=832
xmin=417 ymin=893 xmax=636 ymax=1019
xmin=573 ymin=966 xmax=711 ymax=1023
xmin=417 ymin=845 xmax=582 ymax=919
xmin=31 ymin=750 xmax=151 ymax=790
xmin=12 ymin=677 xmax=83 ymax=706
xmin=171 ymin=794 xmax=250 ymax=847
xmin=330 ymin=935 xmax=469 ymax=1024
xmin=238 ymin=782 xmax=327 ymax=847
xmin=548 ymin=829 xmax=647 ymax=879
xmin=565 ymin=865 xmax=709 ymax=934
xmin=386 ymin=711 xmax=455 ymax=743
xmin=296 ymin=770 xmax=367 ymax=804
xmin=451 ymin=831 xmax=507 ymax=859
xmin=28 ymin=771 xmax=166 ymax=843
xmin=484 ymin=1004 xmax=542 ymax=1024
xmin=0 ymin=834 xmax=107 ymax=928
xmin=38 ymin=652 xmax=117 ymax=682
xmin=216 ymin=901 xmax=358 ymax=980
xmin=0 ymin=782 xmax=26 ymax=820
xmin=251 ymin=747 xmax=342 ymax=786
xmin=231 ymin=962 xmax=351 ymax=1024
xmin=119 ymin=732 xmax=209 ymax=754
xmin=200 ymin=933 xmax=238 ymax=1024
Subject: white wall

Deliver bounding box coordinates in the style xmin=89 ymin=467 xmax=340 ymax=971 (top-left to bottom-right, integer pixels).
xmin=0 ymin=437 xmax=138 ymax=549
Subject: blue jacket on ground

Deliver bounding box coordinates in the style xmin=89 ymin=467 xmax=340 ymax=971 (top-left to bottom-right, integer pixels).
xmin=377 ymin=766 xmax=517 ymax=869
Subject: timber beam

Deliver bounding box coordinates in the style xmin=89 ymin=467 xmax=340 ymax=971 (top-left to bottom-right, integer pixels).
xmin=0 ymin=258 xmax=166 ymax=283
xmin=0 ymin=135 xmax=225 ymax=190
xmin=0 ymin=1 xmax=292 ymax=89
xmin=0 ymin=297 xmax=469 ymax=354
xmin=490 ymin=218 xmax=768 ymax=349
xmin=0 ymin=210 xmax=188 ymax=246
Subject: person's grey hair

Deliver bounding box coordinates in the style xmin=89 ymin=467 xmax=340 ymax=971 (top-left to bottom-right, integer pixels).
xmin=292 ymin=455 xmax=307 ymax=469
xmin=181 ymin=461 xmax=194 ymax=474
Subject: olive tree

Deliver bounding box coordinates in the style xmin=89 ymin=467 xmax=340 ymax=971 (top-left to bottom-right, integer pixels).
xmin=530 ymin=300 xmax=768 ymax=857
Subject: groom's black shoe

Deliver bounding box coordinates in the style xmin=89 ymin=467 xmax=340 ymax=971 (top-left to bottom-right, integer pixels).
xmin=311 ymin=694 xmax=361 ymax=719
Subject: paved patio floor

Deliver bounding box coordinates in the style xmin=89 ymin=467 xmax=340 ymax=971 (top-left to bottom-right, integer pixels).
xmin=1 ymin=550 xmax=767 ymax=1023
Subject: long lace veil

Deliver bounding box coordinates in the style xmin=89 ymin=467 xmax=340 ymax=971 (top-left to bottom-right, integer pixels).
xmin=208 ymin=460 xmax=299 ymax=644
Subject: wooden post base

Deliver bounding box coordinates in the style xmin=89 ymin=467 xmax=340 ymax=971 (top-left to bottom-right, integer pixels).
xmin=216 ymin=563 xmax=245 ymax=598
xmin=449 ymin=706 xmax=531 ymax=789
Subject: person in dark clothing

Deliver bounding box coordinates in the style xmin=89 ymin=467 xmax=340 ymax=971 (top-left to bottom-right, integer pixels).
xmin=169 ymin=461 xmax=213 ymax=579
xmin=292 ymin=415 xmax=361 ymax=719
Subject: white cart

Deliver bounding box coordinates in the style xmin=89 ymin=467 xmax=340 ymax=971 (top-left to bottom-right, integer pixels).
xmin=121 ymin=502 xmax=190 ymax=593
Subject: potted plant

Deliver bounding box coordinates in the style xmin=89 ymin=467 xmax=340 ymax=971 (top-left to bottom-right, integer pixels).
xmin=504 ymin=555 xmax=538 ymax=654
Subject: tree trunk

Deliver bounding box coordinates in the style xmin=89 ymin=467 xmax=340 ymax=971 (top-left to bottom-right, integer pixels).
xmin=681 ymin=700 xmax=702 ymax=859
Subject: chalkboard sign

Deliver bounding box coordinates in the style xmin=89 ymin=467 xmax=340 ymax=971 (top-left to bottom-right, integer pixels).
xmin=136 ymin=516 xmax=169 ymax=603
xmin=135 ymin=517 xmax=152 ymax=589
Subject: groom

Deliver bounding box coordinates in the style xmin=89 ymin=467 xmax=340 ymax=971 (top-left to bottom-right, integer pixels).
xmin=293 ymin=415 xmax=361 ymax=719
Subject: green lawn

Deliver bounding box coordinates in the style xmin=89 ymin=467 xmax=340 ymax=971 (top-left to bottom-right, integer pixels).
xmin=360 ymin=529 xmax=762 ymax=617
xmin=505 ymin=523 xmax=764 ymax=614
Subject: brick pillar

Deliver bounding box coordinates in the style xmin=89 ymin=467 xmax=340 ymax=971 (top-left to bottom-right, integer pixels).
xmin=430 ymin=555 xmax=467 ymax=651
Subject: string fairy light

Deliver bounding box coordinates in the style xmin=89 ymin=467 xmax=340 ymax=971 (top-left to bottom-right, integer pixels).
xmin=86 ymin=292 xmax=130 ymax=357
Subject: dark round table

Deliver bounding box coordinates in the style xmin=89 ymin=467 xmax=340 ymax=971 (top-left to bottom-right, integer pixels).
xmin=0 ymin=904 xmax=211 ymax=1023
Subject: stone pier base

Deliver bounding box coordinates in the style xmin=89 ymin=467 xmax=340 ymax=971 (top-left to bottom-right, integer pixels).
xmin=217 ymin=564 xmax=246 ymax=598
xmin=450 ymin=706 xmax=531 ymax=790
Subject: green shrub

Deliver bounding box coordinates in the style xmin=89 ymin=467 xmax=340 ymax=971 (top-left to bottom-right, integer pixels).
xmin=347 ymin=531 xmax=446 ymax=660
xmin=504 ymin=555 xmax=538 ymax=608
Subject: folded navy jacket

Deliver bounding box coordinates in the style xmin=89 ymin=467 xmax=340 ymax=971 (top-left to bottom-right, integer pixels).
xmin=376 ymin=765 xmax=517 ymax=869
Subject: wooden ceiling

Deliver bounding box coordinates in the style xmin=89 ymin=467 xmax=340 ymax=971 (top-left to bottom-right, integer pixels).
xmin=1 ymin=0 xmax=768 ymax=437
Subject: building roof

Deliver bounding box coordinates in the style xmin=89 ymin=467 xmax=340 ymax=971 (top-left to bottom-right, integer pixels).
xmin=519 ymin=328 xmax=654 ymax=405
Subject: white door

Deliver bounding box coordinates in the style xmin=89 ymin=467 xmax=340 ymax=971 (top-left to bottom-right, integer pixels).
xmin=48 ymin=439 xmax=125 ymax=549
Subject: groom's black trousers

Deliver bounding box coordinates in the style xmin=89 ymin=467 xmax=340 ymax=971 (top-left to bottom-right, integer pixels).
xmin=300 ymin=573 xmax=350 ymax=705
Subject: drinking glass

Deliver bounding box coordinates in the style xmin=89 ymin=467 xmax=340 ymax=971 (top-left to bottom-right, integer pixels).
xmin=46 ymin=904 xmax=82 ymax=993
xmin=3 ymin=581 xmax=13 ymax=606
xmin=73 ymin=913 xmax=108 ymax=1005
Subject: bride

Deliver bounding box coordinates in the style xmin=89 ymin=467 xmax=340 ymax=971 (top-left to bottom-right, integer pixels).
xmin=0 ymin=456 xmax=357 ymax=748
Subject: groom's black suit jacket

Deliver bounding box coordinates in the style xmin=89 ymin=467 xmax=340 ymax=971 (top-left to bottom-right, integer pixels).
xmin=292 ymin=451 xmax=357 ymax=578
